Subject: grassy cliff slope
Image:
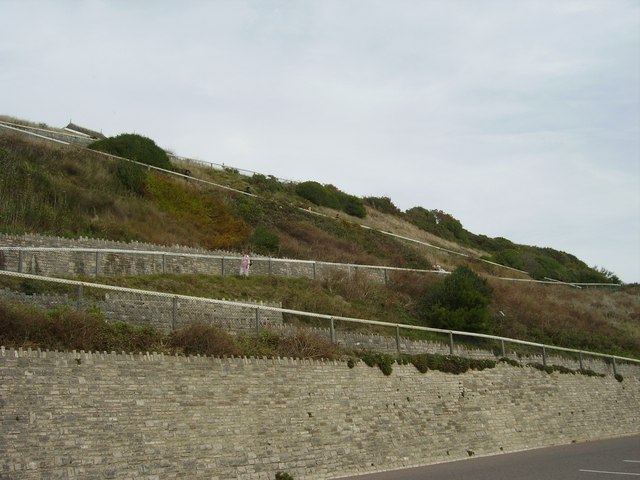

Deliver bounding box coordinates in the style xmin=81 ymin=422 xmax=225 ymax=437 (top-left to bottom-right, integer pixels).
xmin=0 ymin=125 xmax=638 ymax=358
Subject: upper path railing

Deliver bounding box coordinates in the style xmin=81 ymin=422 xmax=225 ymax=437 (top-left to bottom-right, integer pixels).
xmin=2 ymin=120 xmax=593 ymax=283
xmin=0 ymin=246 xmax=620 ymax=288
xmin=1 ymin=120 xmax=624 ymax=291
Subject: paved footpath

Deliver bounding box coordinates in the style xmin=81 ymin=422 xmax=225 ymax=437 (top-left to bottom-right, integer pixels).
xmin=333 ymin=435 xmax=640 ymax=480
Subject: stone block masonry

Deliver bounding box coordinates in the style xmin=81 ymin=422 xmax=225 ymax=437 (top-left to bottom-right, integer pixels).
xmin=1 ymin=347 xmax=639 ymax=480
xmin=0 ymin=234 xmax=391 ymax=284
xmin=0 ymin=289 xmax=284 ymax=334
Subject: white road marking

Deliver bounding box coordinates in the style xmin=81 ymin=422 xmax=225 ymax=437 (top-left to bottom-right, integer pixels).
xmin=579 ymin=470 xmax=640 ymax=476
xmin=624 ymin=461 xmax=640 ymax=464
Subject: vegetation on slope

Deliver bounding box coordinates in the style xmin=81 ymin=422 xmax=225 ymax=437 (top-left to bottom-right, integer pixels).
xmin=295 ymin=181 xmax=367 ymax=218
xmin=403 ymin=206 xmax=619 ymax=283
xmin=88 ymin=133 xmax=173 ymax=170
xmin=0 ymin=125 xmax=636 ymax=359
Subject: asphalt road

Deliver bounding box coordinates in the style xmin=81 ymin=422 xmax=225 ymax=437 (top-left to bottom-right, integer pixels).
xmin=333 ymin=435 xmax=640 ymax=480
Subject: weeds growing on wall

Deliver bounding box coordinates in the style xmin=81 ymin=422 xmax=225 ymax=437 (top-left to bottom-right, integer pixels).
xmin=354 ymin=350 xmax=396 ymax=375
xmin=353 ymin=350 xmax=497 ymax=376
xmin=275 ymin=472 xmax=294 ymax=480
xmin=527 ymin=362 xmax=607 ymax=378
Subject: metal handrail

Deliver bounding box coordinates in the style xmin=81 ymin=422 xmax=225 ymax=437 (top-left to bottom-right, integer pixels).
xmin=0 ymin=270 xmax=636 ymax=366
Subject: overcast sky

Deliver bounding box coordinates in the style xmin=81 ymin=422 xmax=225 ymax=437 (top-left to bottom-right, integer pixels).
xmin=2 ymin=0 xmax=639 ymax=282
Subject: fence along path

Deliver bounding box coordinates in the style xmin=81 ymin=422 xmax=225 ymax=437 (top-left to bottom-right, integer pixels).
xmin=0 ymin=244 xmax=620 ymax=288
xmin=0 ymin=269 xmax=637 ymax=378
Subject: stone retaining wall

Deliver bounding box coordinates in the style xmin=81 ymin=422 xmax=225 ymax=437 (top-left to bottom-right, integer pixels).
xmin=0 ymin=234 xmax=404 ymax=283
xmin=1 ymin=347 xmax=638 ymax=479
xmin=0 ymin=289 xmax=283 ymax=334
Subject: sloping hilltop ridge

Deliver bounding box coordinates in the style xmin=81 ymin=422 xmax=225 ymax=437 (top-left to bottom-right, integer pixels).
xmin=0 ymin=115 xmax=620 ymax=284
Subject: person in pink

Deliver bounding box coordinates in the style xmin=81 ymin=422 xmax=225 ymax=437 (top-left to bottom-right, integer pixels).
xmin=240 ymin=252 xmax=251 ymax=277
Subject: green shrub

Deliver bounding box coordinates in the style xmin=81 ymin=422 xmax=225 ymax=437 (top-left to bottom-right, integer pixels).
xmin=325 ymin=184 xmax=366 ymax=218
xmin=102 ymin=321 xmax=163 ymax=353
xmin=364 ymin=196 xmax=401 ymax=215
xmin=115 ymin=159 xmax=147 ymax=195
xmin=342 ymin=194 xmax=366 ymax=218
xmin=551 ymin=364 xmax=575 ymax=375
xmin=577 ymin=368 xmax=605 ymax=378
xmin=295 ymin=181 xmax=366 ymax=218
xmin=409 ymin=354 xmax=430 ymax=373
xmin=499 ymin=357 xmax=523 ymax=367
xmin=493 ymin=249 xmax=526 ymax=271
xmin=425 ymin=354 xmax=470 ymax=374
xmin=250 ymin=173 xmax=286 ymax=194
xmin=251 ymin=226 xmax=280 ymax=254
xmin=401 ymin=353 xmax=496 ymax=374
xmin=233 ymin=196 xmax=264 ymax=224
xmin=475 ymin=359 xmax=497 ymax=370
xmin=528 ymin=363 xmax=555 ymax=374
xmin=527 ymin=363 xmax=611 ymax=377
xmin=419 ymin=266 xmax=494 ymax=334
xmin=405 ymin=207 xmax=468 ymax=242
xmin=295 ymin=181 xmax=339 ymax=209
xmin=89 ymin=133 xmax=173 ymax=170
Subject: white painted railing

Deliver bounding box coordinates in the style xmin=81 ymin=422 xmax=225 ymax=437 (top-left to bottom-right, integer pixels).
xmin=1 ymin=246 xmax=623 ymax=288
xmin=0 ymin=270 xmax=636 ymax=375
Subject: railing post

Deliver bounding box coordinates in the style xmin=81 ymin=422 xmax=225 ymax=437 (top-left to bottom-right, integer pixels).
xmin=95 ymin=251 xmax=100 ymax=276
xmin=255 ymin=308 xmax=261 ymax=335
xmin=396 ymin=325 xmax=401 ymax=355
xmin=172 ymin=296 xmax=178 ymax=331
xmin=268 ymin=258 xmax=272 ymax=276
xmin=313 ymin=262 xmax=317 ymax=281
xmin=77 ymin=285 xmax=83 ymax=311
xmin=221 ymin=257 xmax=225 ymax=277
xmin=500 ymin=339 xmax=506 ymax=358
xmin=162 ymin=254 xmax=166 ymax=274
xmin=542 ymin=346 xmax=547 ymax=367
xmin=579 ymin=351 xmax=584 ymax=370
xmin=18 ymin=250 xmax=23 ymax=273
xmin=448 ymin=332 xmax=454 ymax=355
xmin=330 ymin=317 xmax=336 ymax=343
xmin=383 ymin=268 xmax=388 ymax=286
xmin=612 ymin=356 xmax=617 ymax=376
